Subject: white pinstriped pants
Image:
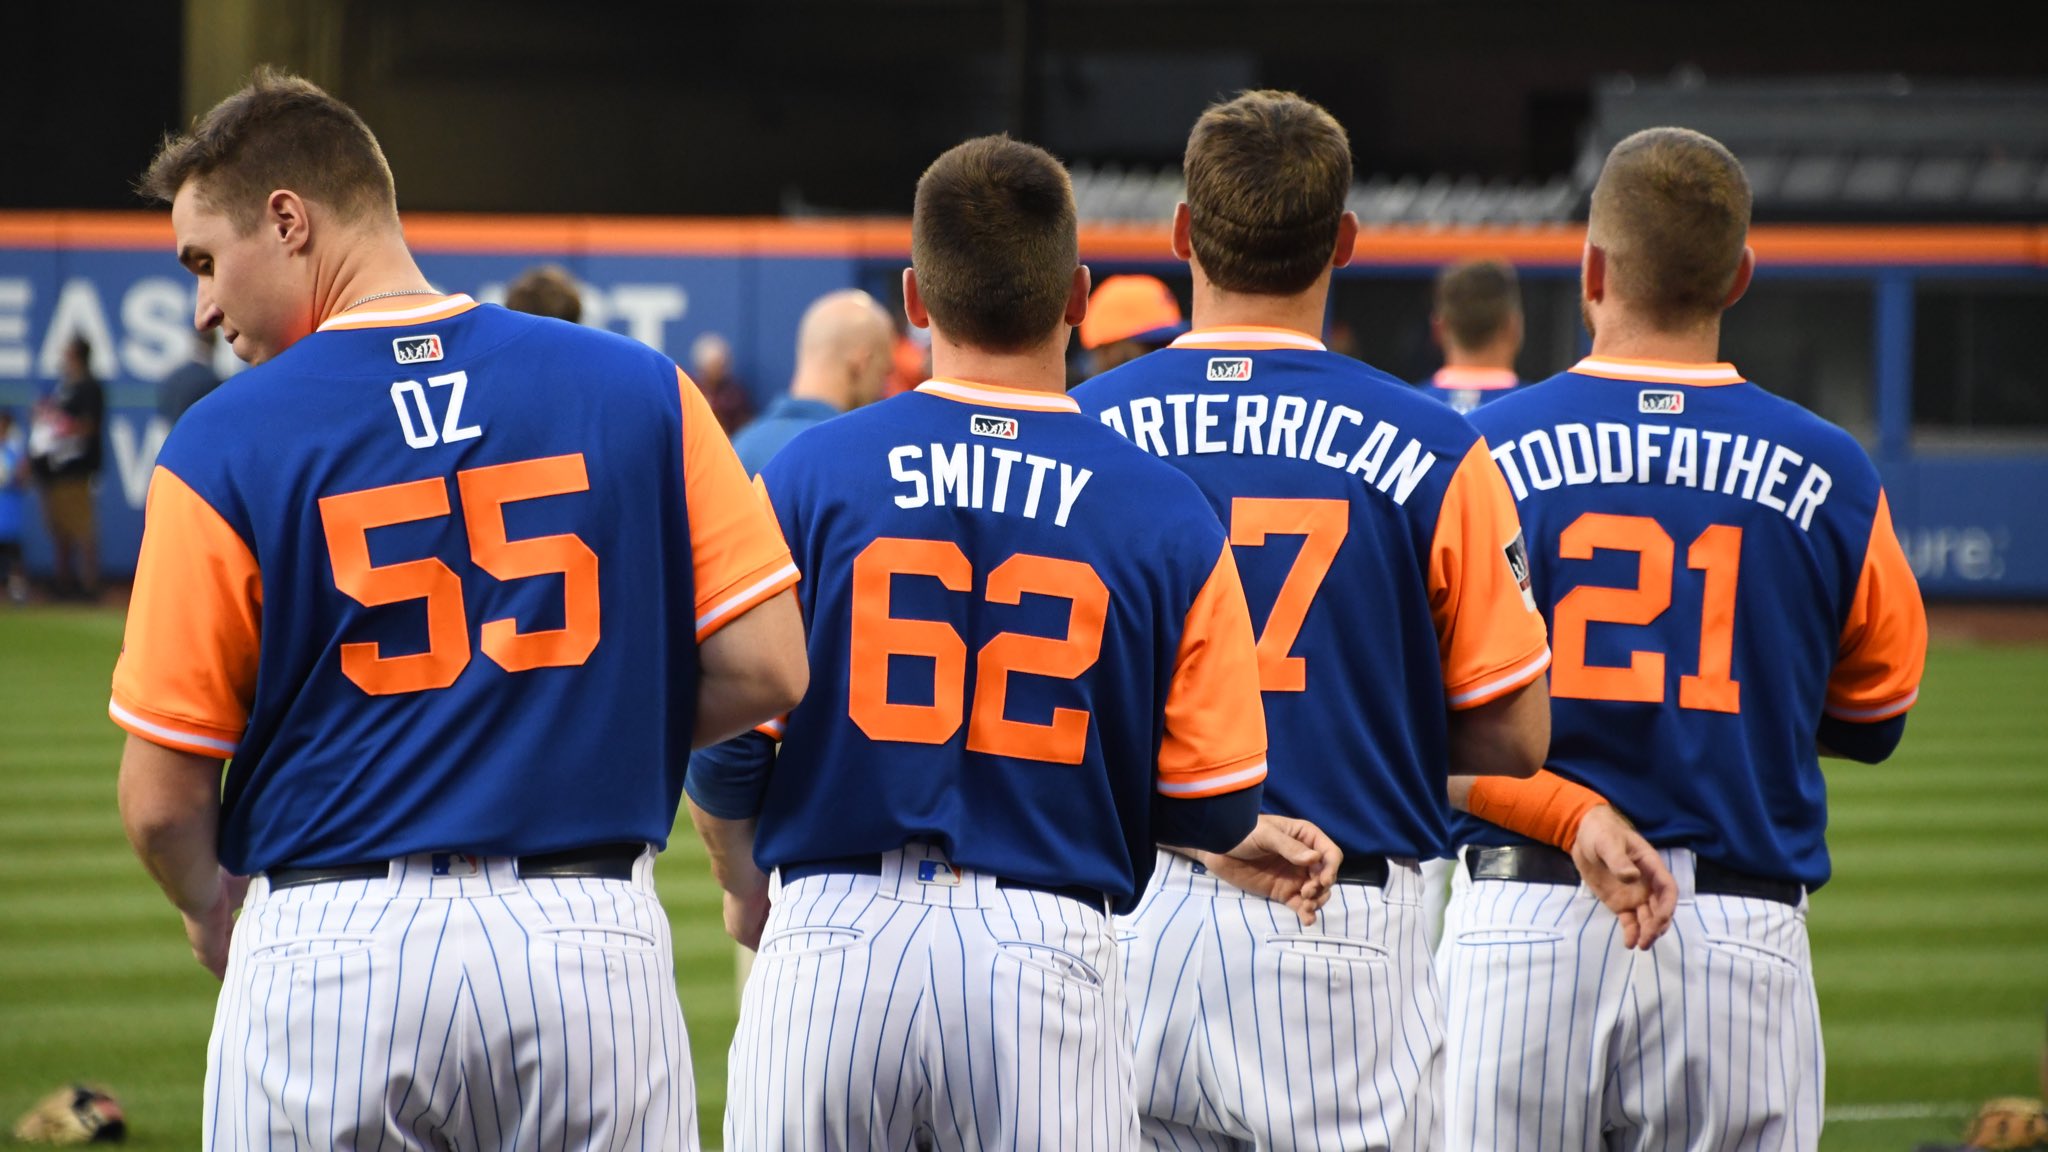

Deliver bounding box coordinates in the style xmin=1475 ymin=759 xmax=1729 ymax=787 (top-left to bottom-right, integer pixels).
xmin=725 ymin=843 xmax=1136 ymax=1151
xmin=1438 ymin=847 xmax=1824 ymax=1152
xmin=1118 ymin=850 xmax=1445 ymax=1152
xmin=205 ymin=850 xmax=696 ymax=1151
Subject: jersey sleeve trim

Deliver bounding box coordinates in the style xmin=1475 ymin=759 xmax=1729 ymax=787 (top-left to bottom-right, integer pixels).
xmin=695 ymin=558 xmax=800 ymax=640
xmin=1824 ymin=687 xmax=1919 ymax=722
xmin=1156 ymin=754 xmax=1268 ymax=798
xmin=108 ymin=697 xmax=238 ymax=757
xmin=1447 ymin=646 xmax=1553 ymax=709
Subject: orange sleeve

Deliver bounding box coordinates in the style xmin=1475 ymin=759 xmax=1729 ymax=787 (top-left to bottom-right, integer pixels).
xmin=109 ymin=467 xmax=261 ymax=757
xmin=1431 ymin=439 xmax=1552 ymax=708
xmin=680 ymin=367 xmax=799 ymax=639
xmin=1157 ymin=542 xmax=1269 ymax=799
xmin=1826 ymin=490 xmax=1927 ymax=720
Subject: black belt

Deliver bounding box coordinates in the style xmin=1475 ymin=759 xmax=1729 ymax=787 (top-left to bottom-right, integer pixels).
xmin=1334 ymin=853 xmax=1391 ymax=888
xmin=1463 ymin=844 xmax=1803 ymax=907
xmin=781 ymin=853 xmax=1105 ymax=908
xmin=266 ymin=843 xmax=643 ymax=892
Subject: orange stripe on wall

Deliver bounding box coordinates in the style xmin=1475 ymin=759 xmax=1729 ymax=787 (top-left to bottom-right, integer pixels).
xmin=1 ymin=211 xmax=2041 ymax=267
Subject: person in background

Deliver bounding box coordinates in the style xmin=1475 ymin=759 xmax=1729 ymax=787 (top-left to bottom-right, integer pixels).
xmin=28 ymin=336 xmax=105 ymax=600
xmin=1076 ymin=273 xmax=1186 ymax=376
xmin=0 ymin=409 xmax=29 ymax=603
xmin=158 ymin=329 xmax=223 ymax=425
xmin=1422 ymin=258 xmax=1526 ymax=415
xmin=503 ymin=263 xmax=583 ymax=323
xmin=690 ymin=331 xmax=755 ymax=436
xmin=729 ymin=289 xmax=895 ymax=477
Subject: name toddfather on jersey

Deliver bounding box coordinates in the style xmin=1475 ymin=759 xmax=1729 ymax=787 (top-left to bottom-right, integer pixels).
xmin=1489 ymin=419 xmax=1834 ymax=531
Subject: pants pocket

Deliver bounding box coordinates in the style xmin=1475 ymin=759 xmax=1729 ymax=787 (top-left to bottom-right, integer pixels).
xmin=995 ymin=940 xmax=1105 ymax=988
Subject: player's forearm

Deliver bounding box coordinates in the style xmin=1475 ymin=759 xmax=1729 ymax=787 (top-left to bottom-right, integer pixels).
xmin=688 ymin=797 xmax=769 ymax=898
xmin=116 ymin=735 xmax=227 ymax=917
xmin=1446 ymin=677 xmax=1548 ymax=778
xmin=694 ymin=589 xmax=809 ymax=748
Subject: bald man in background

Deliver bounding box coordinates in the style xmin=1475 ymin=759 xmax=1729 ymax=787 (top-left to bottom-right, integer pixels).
xmin=729 ymin=289 xmax=897 ymax=477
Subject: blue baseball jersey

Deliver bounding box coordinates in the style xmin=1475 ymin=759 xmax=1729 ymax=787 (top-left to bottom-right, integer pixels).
xmin=112 ymin=296 xmax=797 ymax=874
xmin=1420 ymin=366 xmax=1526 ymax=416
xmin=1074 ymin=327 xmax=1552 ymax=861
xmin=1456 ymin=356 xmax=1928 ymax=887
xmin=747 ymin=377 xmax=1271 ymax=912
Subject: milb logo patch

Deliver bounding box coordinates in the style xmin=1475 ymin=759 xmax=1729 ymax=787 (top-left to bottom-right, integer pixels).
xmin=393 ymin=334 xmax=444 ymax=365
xmin=1638 ymin=389 xmax=1684 ymax=415
xmin=970 ymin=414 xmax=1019 ymax=440
xmin=1207 ymin=356 xmax=1253 ymax=382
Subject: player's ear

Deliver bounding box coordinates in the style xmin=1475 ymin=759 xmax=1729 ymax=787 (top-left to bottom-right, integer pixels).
xmin=902 ymin=268 xmax=931 ymax=331
xmin=1581 ymin=242 xmax=1606 ymax=305
xmin=267 ymin=190 xmax=310 ymax=254
xmin=1064 ymin=265 xmax=1091 ymax=328
xmin=1330 ymin=211 xmax=1358 ymax=269
xmin=1722 ymin=246 xmax=1755 ymax=311
xmin=1171 ymin=203 xmax=1194 ymax=263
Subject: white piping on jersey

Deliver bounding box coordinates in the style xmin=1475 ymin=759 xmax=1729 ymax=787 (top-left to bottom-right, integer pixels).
xmin=1170 ymin=330 xmax=1326 ymax=351
xmin=1571 ymin=357 xmax=1744 ymax=386
xmin=916 ymin=380 xmax=1080 ymax=412
xmin=109 ymin=698 xmax=239 ymax=756
xmin=1156 ymin=759 xmax=1267 ymax=797
xmin=695 ymin=562 xmax=799 ymax=635
xmin=317 ymin=294 xmax=477 ymax=331
xmin=1446 ymin=647 xmax=1553 ymax=708
xmin=1824 ymin=687 xmax=1919 ymax=721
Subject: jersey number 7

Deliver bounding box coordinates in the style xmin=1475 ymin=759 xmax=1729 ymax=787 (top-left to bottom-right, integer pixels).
xmin=1228 ymin=496 xmax=1348 ymax=693
xmin=318 ymin=453 xmax=600 ymax=696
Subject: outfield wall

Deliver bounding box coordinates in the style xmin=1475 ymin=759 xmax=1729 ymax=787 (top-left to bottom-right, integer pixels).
xmin=1 ymin=213 xmax=2042 ymax=596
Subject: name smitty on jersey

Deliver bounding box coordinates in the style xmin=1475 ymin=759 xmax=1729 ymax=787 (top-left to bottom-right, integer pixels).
xmin=888 ymin=442 xmax=1093 ymax=527
xmin=1488 ymin=420 xmax=1833 ymax=531
xmin=1094 ymin=393 xmax=1438 ymax=505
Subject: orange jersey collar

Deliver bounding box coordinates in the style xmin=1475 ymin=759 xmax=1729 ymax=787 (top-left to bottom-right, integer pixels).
xmin=915 ymin=377 xmax=1081 ymax=413
xmin=1571 ymin=356 xmax=1745 ymax=387
xmin=318 ymin=293 xmax=480 ymax=332
xmin=1432 ymin=366 xmax=1520 ymax=391
xmin=1170 ymin=325 xmax=1326 ymax=352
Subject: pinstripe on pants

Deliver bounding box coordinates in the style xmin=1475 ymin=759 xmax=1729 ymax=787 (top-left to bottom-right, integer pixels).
xmin=1437 ymin=847 xmax=1824 ymax=1152
xmin=1118 ymin=850 xmax=1445 ymax=1152
xmin=205 ymin=850 xmax=696 ymax=1151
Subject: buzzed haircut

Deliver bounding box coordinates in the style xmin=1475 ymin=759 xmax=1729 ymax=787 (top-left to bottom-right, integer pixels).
xmin=1434 ymin=260 xmax=1521 ymax=351
xmin=911 ymin=135 xmax=1078 ymax=352
xmin=140 ymin=64 xmax=398 ymax=232
xmin=504 ymin=265 xmax=583 ymax=324
xmin=1182 ymin=90 xmax=1353 ymax=296
xmin=1588 ymin=127 xmax=1753 ymax=329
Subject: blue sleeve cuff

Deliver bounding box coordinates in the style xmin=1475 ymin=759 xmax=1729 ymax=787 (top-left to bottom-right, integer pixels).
xmin=684 ymin=730 xmax=779 ymax=820
xmin=1818 ymin=712 xmax=1908 ymax=764
xmin=1153 ymin=783 xmax=1263 ymax=855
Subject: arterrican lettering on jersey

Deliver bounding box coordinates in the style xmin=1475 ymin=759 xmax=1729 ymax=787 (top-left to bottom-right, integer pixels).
xmin=887 ymin=441 xmax=1094 ymax=528
xmin=1489 ymin=420 xmax=1835 ymax=532
xmin=1095 ymin=392 xmax=1440 ymax=506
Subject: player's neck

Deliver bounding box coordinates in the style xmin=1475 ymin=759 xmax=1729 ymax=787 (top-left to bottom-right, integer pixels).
xmin=786 ymin=367 xmax=849 ymax=412
xmin=1442 ymin=343 xmax=1518 ymax=372
xmin=316 ymin=231 xmax=439 ymax=324
xmin=1188 ymin=278 xmax=1329 ymax=343
xmin=1589 ymin=313 xmax=1725 ymax=365
xmin=927 ymin=331 xmax=1069 ymax=395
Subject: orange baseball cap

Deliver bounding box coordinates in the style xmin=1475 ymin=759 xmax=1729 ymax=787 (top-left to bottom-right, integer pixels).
xmin=1079 ymin=275 xmax=1186 ymax=350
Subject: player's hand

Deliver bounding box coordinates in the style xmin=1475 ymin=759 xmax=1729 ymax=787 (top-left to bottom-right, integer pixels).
xmin=1570 ymin=807 xmax=1677 ymax=950
xmin=722 ymin=864 xmax=773 ymax=950
xmin=182 ymin=866 xmax=247 ymax=980
xmin=1201 ymin=814 xmax=1343 ymax=927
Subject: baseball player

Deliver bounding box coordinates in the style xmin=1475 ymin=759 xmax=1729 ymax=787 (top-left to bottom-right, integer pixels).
xmin=114 ymin=67 xmax=807 ymax=1151
xmin=1441 ymin=126 xmax=1929 ymax=1151
xmin=686 ymin=134 xmax=1338 ymax=1151
xmin=1075 ymin=90 xmax=1667 ymax=1152
xmin=1420 ymin=258 xmax=1528 ymax=417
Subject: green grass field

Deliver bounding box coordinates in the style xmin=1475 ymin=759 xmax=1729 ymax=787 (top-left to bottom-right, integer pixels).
xmin=2 ymin=604 xmax=2043 ymax=1150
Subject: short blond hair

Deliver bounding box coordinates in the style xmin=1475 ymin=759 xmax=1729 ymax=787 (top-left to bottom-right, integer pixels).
xmin=1588 ymin=127 xmax=1752 ymax=329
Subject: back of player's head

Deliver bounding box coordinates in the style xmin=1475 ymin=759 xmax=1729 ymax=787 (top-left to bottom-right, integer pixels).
xmin=912 ymin=135 xmax=1077 ymax=352
xmin=504 ymin=265 xmax=583 ymax=324
xmin=1588 ymin=127 xmax=1752 ymax=329
xmin=1182 ymin=90 xmax=1353 ymax=297
xmin=141 ymin=64 xmax=398 ymax=233
xmin=1433 ymin=259 xmax=1521 ymax=351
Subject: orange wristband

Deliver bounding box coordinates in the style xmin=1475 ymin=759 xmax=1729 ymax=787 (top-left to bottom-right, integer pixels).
xmin=1464 ymin=770 xmax=1609 ymax=852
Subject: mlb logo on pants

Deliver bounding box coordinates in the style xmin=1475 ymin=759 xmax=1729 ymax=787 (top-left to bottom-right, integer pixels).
xmin=917 ymin=859 xmax=963 ymax=887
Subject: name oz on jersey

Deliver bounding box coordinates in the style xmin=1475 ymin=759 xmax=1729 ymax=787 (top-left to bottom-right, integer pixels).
xmin=390 ymin=370 xmax=482 ymax=449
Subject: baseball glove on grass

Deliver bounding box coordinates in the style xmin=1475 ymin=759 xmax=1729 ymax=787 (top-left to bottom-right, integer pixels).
xmin=11 ymin=1085 xmax=126 ymax=1145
